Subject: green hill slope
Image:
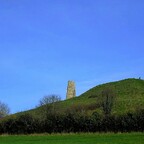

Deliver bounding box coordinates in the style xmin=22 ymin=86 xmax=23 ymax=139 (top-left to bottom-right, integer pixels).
xmin=29 ymin=78 xmax=144 ymax=116
xmin=1 ymin=78 xmax=144 ymax=134
xmin=78 ymin=78 xmax=144 ymax=114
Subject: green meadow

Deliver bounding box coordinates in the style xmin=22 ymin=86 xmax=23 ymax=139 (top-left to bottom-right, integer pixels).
xmin=0 ymin=133 xmax=143 ymax=144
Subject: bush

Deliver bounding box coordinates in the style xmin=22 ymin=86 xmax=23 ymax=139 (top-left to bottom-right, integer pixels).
xmin=0 ymin=109 xmax=144 ymax=134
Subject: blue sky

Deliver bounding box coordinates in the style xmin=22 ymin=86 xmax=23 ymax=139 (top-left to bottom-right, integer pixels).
xmin=0 ymin=0 xmax=144 ymax=113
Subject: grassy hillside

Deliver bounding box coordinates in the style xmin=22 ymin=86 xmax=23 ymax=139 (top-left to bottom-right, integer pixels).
xmin=78 ymin=78 xmax=144 ymax=114
xmin=29 ymin=78 xmax=144 ymax=116
xmin=1 ymin=78 xmax=144 ymax=134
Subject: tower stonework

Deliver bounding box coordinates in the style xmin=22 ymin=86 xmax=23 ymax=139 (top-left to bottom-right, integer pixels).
xmin=66 ymin=81 xmax=76 ymax=99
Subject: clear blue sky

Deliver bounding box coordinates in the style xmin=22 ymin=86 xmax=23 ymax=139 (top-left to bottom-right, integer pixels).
xmin=0 ymin=0 xmax=144 ymax=113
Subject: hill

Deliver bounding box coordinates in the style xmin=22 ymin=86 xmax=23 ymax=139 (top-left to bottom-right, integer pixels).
xmin=27 ymin=78 xmax=144 ymax=116
xmin=78 ymin=78 xmax=144 ymax=114
xmin=1 ymin=78 xmax=144 ymax=134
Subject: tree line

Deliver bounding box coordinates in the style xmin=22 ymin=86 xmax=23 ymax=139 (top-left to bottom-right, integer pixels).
xmin=0 ymin=108 xmax=144 ymax=134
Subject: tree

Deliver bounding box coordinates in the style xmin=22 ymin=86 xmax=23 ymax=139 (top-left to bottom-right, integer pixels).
xmin=100 ymin=87 xmax=116 ymax=116
xmin=38 ymin=94 xmax=61 ymax=115
xmin=39 ymin=94 xmax=61 ymax=106
xmin=0 ymin=101 xmax=10 ymax=118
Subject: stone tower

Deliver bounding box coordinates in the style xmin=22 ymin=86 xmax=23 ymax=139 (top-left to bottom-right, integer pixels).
xmin=66 ymin=81 xmax=76 ymax=99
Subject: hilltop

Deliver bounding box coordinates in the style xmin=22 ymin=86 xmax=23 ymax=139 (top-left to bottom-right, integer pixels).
xmin=27 ymin=78 xmax=144 ymax=116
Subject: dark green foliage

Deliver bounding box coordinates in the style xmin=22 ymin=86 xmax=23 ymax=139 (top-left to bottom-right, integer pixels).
xmin=0 ymin=114 xmax=41 ymax=134
xmin=15 ymin=114 xmax=39 ymax=134
xmin=0 ymin=108 xmax=144 ymax=134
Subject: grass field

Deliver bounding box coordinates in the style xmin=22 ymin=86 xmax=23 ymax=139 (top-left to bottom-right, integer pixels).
xmin=0 ymin=133 xmax=143 ymax=144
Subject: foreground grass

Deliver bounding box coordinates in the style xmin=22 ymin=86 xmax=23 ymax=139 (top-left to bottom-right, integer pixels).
xmin=0 ymin=133 xmax=144 ymax=144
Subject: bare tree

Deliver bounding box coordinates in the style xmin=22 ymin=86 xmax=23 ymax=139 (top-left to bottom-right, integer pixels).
xmin=38 ymin=94 xmax=61 ymax=115
xmin=39 ymin=94 xmax=61 ymax=106
xmin=0 ymin=101 xmax=10 ymax=118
